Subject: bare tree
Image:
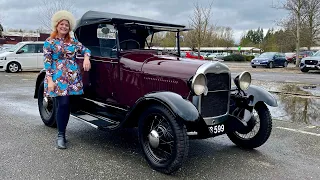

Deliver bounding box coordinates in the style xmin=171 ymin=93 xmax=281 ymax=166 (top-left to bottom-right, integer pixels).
xmin=274 ymin=0 xmax=306 ymax=66
xmin=0 ymin=14 xmax=3 ymax=37
xmin=188 ymin=1 xmax=214 ymax=58
xmin=303 ymin=0 xmax=320 ymax=50
xmin=37 ymin=0 xmax=77 ymax=31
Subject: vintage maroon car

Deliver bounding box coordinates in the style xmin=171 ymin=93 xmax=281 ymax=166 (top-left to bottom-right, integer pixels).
xmin=34 ymin=11 xmax=278 ymax=174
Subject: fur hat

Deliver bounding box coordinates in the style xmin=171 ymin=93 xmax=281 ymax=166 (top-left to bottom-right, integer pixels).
xmin=51 ymin=10 xmax=76 ymax=31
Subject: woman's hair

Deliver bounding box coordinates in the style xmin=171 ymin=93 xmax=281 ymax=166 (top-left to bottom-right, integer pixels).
xmin=50 ymin=20 xmax=72 ymax=43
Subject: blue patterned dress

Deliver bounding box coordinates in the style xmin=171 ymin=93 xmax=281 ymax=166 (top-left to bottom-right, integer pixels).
xmin=43 ymin=37 xmax=91 ymax=97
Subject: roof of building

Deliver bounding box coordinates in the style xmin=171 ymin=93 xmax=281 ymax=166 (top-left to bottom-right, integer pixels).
xmin=2 ymin=31 xmax=40 ymax=37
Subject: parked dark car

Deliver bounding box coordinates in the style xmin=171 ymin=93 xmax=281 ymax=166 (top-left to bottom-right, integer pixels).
xmin=300 ymin=50 xmax=320 ymax=72
xmin=34 ymin=10 xmax=278 ymax=174
xmin=251 ymin=52 xmax=288 ymax=68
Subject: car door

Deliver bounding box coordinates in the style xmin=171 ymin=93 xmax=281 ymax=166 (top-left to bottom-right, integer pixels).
xmin=81 ymin=24 xmax=120 ymax=106
xmin=15 ymin=43 xmax=38 ymax=69
xmin=280 ymin=53 xmax=287 ymax=65
xmin=274 ymin=53 xmax=281 ymax=66
xmin=36 ymin=43 xmax=44 ymax=69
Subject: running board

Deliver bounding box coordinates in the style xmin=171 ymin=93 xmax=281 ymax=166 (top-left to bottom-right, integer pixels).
xmin=71 ymin=111 xmax=120 ymax=130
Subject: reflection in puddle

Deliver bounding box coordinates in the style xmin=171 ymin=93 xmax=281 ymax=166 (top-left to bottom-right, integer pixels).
xmin=264 ymin=84 xmax=320 ymax=126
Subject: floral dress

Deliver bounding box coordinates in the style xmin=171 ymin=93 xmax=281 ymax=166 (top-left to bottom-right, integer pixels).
xmin=43 ymin=37 xmax=91 ymax=97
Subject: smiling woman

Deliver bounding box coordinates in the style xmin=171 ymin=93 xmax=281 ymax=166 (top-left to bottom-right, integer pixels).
xmin=42 ymin=10 xmax=92 ymax=149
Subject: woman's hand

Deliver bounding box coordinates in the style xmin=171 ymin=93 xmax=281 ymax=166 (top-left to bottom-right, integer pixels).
xmin=48 ymin=79 xmax=55 ymax=92
xmin=83 ymin=56 xmax=91 ymax=71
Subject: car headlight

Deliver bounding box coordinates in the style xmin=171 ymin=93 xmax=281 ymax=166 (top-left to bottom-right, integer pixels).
xmin=0 ymin=57 xmax=6 ymax=60
xmin=234 ymin=71 xmax=251 ymax=90
xmin=191 ymin=73 xmax=207 ymax=95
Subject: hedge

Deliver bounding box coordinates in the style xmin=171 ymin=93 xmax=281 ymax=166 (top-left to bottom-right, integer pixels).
xmin=222 ymin=54 xmax=255 ymax=62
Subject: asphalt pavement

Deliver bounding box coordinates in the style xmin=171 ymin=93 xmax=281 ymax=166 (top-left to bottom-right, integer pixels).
xmin=0 ymin=69 xmax=319 ymax=180
xmin=224 ymin=62 xmax=320 ymax=85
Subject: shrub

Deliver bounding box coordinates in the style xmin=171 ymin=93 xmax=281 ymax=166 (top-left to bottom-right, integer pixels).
xmin=222 ymin=54 xmax=246 ymax=61
xmin=245 ymin=55 xmax=255 ymax=61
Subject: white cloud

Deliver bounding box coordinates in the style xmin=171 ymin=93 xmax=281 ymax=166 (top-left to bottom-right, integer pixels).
xmin=0 ymin=0 xmax=288 ymax=44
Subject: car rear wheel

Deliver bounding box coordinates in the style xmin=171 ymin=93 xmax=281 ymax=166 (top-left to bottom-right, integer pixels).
xmin=7 ymin=62 xmax=20 ymax=73
xmin=38 ymin=81 xmax=57 ymax=127
xmin=227 ymin=102 xmax=272 ymax=149
xmin=283 ymin=61 xmax=288 ymax=67
xmin=138 ymin=104 xmax=189 ymax=174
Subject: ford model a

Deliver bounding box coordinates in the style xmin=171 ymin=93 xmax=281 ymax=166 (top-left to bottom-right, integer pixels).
xmin=34 ymin=11 xmax=278 ymax=174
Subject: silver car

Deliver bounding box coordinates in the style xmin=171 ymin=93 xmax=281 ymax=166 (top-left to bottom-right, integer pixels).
xmin=300 ymin=50 xmax=320 ymax=72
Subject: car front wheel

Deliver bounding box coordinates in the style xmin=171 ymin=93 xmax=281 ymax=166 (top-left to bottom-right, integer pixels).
xmin=38 ymin=81 xmax=57 ymax=127
xmin=7 ymin=62 xmax=20 ymax=73
xmin=227 ymin=102 xmax=272 ymax=149
xmin=138 ymin=104 xmax=189 ymax=174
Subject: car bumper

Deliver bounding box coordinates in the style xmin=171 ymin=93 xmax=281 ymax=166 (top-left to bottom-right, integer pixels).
xmin=251 ymin=62 xmax=268 ymax=66
xmin=0 ymin=61 xmax=5 ymax=70
xmin=300 ymin=63 xmax=320 ymax=70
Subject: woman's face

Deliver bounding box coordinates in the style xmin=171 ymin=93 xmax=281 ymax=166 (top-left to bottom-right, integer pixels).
xmin=56 ymin=20 xmax=70 ymax=35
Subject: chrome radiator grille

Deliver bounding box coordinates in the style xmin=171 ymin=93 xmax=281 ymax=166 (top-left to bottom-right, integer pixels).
xmin=200 ymin=73 xmax=230 ymax=117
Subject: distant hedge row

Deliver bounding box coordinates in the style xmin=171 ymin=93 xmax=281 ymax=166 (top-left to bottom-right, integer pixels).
xmin=221 ymin=54 xmax=255 ymax=62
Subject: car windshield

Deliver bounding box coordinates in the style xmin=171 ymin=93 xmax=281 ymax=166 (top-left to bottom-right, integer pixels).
xmin=312 ymin=51 xmax=320 ymax=57
xmin=258 ymin=52 xmax=276 ymax=58
xmin=7 ymin=43 xmax=23 ymax=52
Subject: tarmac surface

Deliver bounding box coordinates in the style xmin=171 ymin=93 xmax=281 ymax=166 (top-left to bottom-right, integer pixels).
xmin=0 ymin=64 xmax=319 ymax=179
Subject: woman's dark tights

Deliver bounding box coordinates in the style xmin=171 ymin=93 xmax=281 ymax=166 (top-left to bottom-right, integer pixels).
xmin=56 ymin=96 xmax=70 ymax=135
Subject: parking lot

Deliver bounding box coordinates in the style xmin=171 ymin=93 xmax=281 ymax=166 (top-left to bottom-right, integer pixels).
xmin=0 ymin=63 xmax=319 ymax=180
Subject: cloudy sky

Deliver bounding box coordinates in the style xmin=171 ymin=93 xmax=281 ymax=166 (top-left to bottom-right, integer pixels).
xmin=0 ymin=0 xmax=288 ymax=43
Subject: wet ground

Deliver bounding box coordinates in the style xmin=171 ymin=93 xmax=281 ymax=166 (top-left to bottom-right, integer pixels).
xmin=252 ymin=80 xmax=320 ymax=127
xmin=226 ymin=61 xmax=320 ymax=127
xmin=0 ymin=68 xmax=319 ymax=179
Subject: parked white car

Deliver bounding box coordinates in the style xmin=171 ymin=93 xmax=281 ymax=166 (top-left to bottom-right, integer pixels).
xmin=0 ymin=41 xmax=44 ymax=73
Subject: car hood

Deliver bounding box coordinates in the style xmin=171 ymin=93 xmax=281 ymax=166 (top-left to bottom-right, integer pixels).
xmin=252 ymin=57 xmax=270 ymax=61
xmin=0 ymin=51 xmax=13 ymax=57
xmin=302 ymin=56 xmax=320 ymax=61
xmin=142 ymin=55 xmax=208 ymax=80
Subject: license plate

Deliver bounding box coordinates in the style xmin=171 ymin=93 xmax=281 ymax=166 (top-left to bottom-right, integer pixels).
xmin=208 ymin=124 xmax=225 ymax=134
xmin=254 ymin=62 xmax=260 ymax=65
xmin=306 ymin=65 xmax=315 ymax=68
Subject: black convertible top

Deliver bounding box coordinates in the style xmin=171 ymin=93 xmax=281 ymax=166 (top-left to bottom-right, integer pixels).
xmin=74 ymin=10 xmax=186 ymax=31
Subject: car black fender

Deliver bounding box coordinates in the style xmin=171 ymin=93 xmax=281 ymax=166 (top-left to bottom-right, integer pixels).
xmin=244 ymin=85 xmax=278 ymax=107
xmin=34 ymin=69 xmax=46 ymax=99
xmin=122 ymin=91 xmax=207 ymax=131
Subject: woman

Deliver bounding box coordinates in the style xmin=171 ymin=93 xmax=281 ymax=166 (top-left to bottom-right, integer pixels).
xmin=43 ymin=10 xmax=91 ymax=149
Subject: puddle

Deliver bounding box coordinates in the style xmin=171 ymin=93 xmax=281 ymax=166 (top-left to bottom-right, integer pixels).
xmin=254 ymin=82 xmax=320 ymax=126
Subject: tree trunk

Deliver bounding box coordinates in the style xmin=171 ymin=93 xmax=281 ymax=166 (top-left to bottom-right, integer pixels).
xmin=296 ymin=12 xmax=301 ymax=67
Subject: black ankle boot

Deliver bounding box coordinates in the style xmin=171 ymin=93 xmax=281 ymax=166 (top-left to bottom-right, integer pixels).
xmin=57 ymin=133 xmax=66 ymax=149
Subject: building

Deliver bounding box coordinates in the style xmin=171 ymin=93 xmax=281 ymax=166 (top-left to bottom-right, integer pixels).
xmin=0 ymin=31 xmax=50 ymax=45
xmin=150 ymin=46 xmax=263 ymax=54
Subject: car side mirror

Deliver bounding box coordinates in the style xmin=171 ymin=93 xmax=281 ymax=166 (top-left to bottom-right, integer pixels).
xmin=16 ymin=49 xmax=24 ymax=54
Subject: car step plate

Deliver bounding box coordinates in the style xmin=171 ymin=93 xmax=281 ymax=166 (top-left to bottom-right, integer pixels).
xmin=71 ymin=111 xmax=119 ymax=129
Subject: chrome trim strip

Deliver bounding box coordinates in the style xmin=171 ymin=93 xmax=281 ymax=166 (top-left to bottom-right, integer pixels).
xmin=81 ymin=97 xmax=128 ymax=111
xmin=187 ymin=131 xmax=198 ymax=135
xmin=207 ymin=90 xmax=230 ymax=93
xmin=80 ymin=110 xmax=119 ymax=124
xmin=76 ymin=56 xmax=118 ymax=63
xmin=71 ymin=115 xmax=99 ymax=129
xmin=90 ymin=59 xmax=118 ymax=64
